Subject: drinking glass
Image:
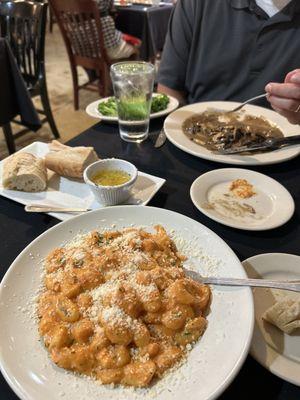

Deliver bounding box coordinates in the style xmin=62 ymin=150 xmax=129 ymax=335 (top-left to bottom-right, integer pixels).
xmin=110 ymin=62 xmax=155 ymax=143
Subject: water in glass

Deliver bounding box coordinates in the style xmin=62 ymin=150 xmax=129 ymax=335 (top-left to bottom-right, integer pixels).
xmin=110 ymin=62 xmax=155 ymax=143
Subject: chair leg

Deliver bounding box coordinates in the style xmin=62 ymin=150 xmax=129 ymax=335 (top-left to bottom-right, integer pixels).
xmin=49 ymin=8 xmax=53 ymax=33
xmin=96 ymin=69 xmax=104 ymax=97
xmin=2 ymin=123 xmax=16 ymax=154
xmin=74 ymin=85 xmax=79 ymax=110
xmin=70 ymin=64 xmax=79 ymax=110
xmin=40 ymin=80 xmax=60 ymax=139
xmin=102 ymin=65 xmax=111 ymax=97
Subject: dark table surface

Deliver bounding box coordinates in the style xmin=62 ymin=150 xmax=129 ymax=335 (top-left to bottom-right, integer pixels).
xmin=115 ymin=4 xmax=173 ymax=60
xmin=1 ymin=118 xmax=300 ymax=399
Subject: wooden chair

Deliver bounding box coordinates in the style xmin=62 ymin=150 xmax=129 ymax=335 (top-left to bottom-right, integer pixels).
xmin=0 ymin=0 xmax=60 ymax=145
xmin=49 ymin=5 xmax=56 ymax=33
xmin=49 ymin=0 xmax=135 ymax=110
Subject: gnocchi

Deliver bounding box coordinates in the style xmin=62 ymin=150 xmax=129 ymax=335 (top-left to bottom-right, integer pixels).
xmin=38 ymin=226 xmax=211 ymax=387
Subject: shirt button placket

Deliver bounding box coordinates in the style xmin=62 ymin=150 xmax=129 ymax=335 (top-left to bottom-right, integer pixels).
xmin=250 ymin=31 xmax=266 ymax=75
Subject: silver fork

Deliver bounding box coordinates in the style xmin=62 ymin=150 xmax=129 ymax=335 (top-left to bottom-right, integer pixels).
xmin=184 ymin=269 xmax=300 ymax=293
xmin=227 ymin=93 xmax=268 ymax=113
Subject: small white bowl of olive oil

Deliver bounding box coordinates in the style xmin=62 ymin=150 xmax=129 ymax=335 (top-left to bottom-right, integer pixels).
xmin=83 ymin=158 xmax=138 ymax=206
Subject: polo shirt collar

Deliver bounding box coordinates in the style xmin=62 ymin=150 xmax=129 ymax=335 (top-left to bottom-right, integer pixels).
xmin=264 ymin=0 xmax=300 ymax=25
xmin=229 ymin=0 xmax=300 ymax=18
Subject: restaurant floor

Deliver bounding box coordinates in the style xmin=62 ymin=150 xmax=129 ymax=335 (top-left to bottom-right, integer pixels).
xmin=0 ymin=25 xmax=99 ymax=160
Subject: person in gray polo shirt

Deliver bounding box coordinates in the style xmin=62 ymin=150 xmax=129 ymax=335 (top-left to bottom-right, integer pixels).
xmin=157 ymin=0 xmax=300 ymax=125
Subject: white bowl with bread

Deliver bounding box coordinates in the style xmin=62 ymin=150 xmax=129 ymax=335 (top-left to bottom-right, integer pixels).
xmin=83 ymin=158 xmax=138 ymax=206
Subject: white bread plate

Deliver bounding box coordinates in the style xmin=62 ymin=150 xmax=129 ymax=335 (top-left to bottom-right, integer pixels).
xmin=0 ymin=142 xmax=165 ymax=221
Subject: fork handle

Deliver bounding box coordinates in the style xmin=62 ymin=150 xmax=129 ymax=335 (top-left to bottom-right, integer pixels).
xmin=243 ymin=93 xmax=268 ymax=104
xmin=271 ymin=134 xmax=300 ymax=147
xmin=231 ymin=93 xmax=268 ymax=112
xmin=25 ymin=205 xmax=89 ymax=213
xmin=202 ymin=277 xmax=300 ymax=292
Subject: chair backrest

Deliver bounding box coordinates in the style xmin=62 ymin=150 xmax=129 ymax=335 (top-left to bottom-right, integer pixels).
xmin=0 ymin=1 xmax=47 ymax=88
xmin=49 ymin=0 xmax=109 ymax=69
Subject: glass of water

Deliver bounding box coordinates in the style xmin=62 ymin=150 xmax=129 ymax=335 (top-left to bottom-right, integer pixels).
xmin=110 ymin=62 xmax=155 ymax=143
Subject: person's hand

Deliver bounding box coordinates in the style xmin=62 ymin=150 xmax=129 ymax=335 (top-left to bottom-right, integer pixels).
xmin=265 ymin=69 xmax=300 ymax=125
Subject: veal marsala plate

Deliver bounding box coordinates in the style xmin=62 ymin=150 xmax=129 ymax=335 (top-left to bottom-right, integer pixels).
xmin=0 ymin=206 xmax=253 ymax=400
xmin=164 ymin=101 xmax=300 ymax=166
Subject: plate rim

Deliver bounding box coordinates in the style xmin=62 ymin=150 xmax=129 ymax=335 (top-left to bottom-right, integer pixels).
xmin=242 ymin=252 xmax=300 ymax=387
xmin=164 ymin=101 xmax=300 ymax=166
xmin=190 ymin=168 xmax=295 ymax=231
xmin=0 ymin=205 xmax=254 ymax=400
xmin=85 ymin=93 xmax=179 ymax=122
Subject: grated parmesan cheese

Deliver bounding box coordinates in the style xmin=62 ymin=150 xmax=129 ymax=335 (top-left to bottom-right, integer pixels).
xmin=28 ymin=224 xmax=225 ymax=398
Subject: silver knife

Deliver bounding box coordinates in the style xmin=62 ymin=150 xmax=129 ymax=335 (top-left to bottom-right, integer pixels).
xmin=215 ymin=134 xmax=300 ymax=155
xmin=154 ymin=128 xmax=167 ymax=148
xmin=25 ymin=204 xmax=91 ymax=213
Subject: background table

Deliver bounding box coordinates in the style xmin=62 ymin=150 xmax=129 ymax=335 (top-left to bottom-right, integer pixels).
xmin=115 ymin=4 xmax=173 ymax=60
xmin=0 ymin=118 xmax=300 ymax=399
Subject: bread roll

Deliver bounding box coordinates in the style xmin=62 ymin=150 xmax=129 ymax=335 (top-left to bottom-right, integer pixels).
xmin=2 ymin=152 xmax=47 ymax=192
xmin=263 ymin=298 xmax=300 ymax=334
xmin=45 ymin=141 xmax=99 ymax=179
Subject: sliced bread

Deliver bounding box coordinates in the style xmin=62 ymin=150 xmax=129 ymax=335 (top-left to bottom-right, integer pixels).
xmin=2 ymin=152 xmax=47 ymax=192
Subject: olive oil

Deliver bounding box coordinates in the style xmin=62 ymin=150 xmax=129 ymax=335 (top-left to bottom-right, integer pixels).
xmin=91 ymin=169 xmax=131 ymax=186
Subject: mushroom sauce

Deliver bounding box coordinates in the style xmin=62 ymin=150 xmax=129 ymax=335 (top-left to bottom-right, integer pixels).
xmin=182 ymin=110 xmax=284 ymax=152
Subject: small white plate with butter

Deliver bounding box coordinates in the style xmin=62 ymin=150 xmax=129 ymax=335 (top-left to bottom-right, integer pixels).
xmin=190 ymin=168 xmax=294 ymax=231
xmin=243 ymin=253 xmax=300 ymax=386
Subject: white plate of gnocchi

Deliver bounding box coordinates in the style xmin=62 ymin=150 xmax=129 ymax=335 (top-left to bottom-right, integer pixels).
xmin=0 ymin=206 xmax=254 ymax=400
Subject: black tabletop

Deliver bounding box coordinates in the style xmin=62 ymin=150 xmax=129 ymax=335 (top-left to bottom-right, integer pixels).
xmin=115 ymin=4 xmax=173 ymax=60
xmin=0 ymin=118 xmax=300 ymax=399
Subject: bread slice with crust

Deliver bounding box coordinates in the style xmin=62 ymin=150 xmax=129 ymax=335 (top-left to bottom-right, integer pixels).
xmin=2 ymin=152 xmax=47 ymax=192
xmin=45 ymin=140 xmax=99 ymax=179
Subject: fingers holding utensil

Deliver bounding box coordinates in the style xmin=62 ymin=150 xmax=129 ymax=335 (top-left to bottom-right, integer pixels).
xmin=265 ymin=69 xmax=300 ymax=125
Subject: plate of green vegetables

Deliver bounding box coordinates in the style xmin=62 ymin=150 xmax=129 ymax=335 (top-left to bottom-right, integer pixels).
xmin=86 ymin=93 xmax=179 ymax=122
